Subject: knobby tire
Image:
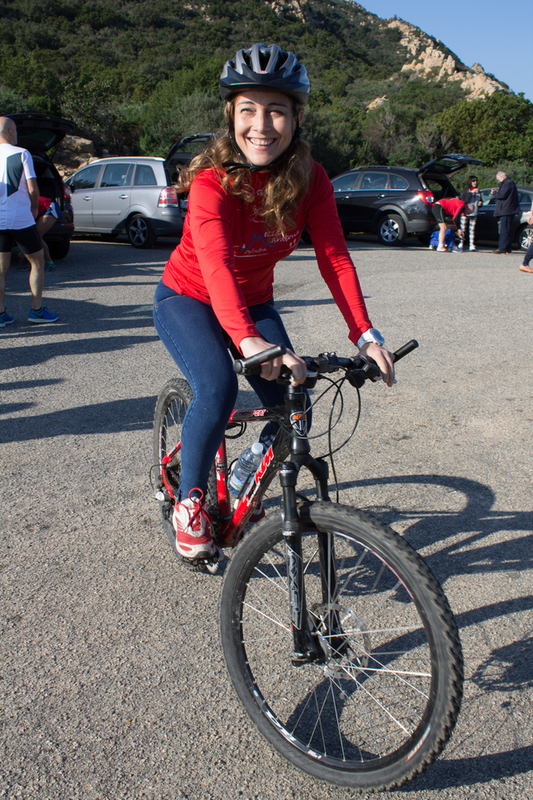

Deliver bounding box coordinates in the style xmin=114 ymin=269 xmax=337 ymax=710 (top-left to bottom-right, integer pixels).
xmin=220 ymin=502 xmax=463 ymax=790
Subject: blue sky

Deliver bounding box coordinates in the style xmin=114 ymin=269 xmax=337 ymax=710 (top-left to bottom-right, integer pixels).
xmin=358 ymin=1 xmax=532 ymax=102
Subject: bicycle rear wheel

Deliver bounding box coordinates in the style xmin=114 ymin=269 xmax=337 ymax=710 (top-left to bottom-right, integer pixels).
xmin=153 ymin=378 xmax=217 ymax=552
xmin=220 ymin=502 xmax=463 ymax=790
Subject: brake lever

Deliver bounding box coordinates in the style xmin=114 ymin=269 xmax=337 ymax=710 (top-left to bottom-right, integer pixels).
xmin=347 ymin=359 xmax=380 ymax=388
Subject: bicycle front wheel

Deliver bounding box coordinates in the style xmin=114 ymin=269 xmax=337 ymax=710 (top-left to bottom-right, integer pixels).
xmin=220 ymin=503 xmax=463 ymax=790
xmin=153 ymin=378 xmax=217 ymax=552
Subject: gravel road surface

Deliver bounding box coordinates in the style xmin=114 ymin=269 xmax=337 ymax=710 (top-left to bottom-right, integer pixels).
xmin=1 ymin=236 xmax=532 ymax=800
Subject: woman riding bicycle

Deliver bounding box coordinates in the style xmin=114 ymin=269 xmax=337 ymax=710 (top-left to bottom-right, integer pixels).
xmin=153 ymin=43 xmax=395 ymax=565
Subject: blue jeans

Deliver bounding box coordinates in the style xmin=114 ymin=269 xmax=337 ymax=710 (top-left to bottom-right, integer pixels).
xmin=154 ymin=280 xmax=306 ymax=499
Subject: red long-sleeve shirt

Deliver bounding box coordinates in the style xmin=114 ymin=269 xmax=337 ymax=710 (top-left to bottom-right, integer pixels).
xmin=436 ymin=197 xmax=466 ymax=230
xmin=162 ymin=162 xmax=372 ymax=348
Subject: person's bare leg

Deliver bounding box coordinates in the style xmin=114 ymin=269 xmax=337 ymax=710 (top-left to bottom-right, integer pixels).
xmin=26 ymin=216 xmax=55 ymax=264
xmin=26 ymin=249 xmax=45 ymax=309
xmin=41 ymin=239 xmax=51 ymax=262
xmin=0 ymin=251 xmax=11 ymax=310
xmin=438 ymin=223 xmax=447 ymax=248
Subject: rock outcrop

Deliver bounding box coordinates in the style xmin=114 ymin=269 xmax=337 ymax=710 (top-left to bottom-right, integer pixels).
xmin=53 ymin=136 xmax=99 ymax=179
xmin=386 ymin=18 xmax=507 ymax=100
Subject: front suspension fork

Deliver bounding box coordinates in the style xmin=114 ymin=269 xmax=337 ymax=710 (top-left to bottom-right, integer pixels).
xmin=279 ymin=462 xmax=321 ymax=666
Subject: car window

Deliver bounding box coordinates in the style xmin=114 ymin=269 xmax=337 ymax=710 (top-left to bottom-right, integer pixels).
xmin=331 ymin=174 xmax=359 ymax=192
xmin=360 ymin=172 xmax=388 ymax=191
xmin=134 ymin=165 xmax=158 ymax=186
xmin=100 ymin=163 xmax=132 ymax=188
xmin=425 ymin=179 xmax=452 ymax=201
xmin=480 ymin=190 xmax=496 ymax=206
xmin=390 ymin=174 xmax=408 ymax=190
xmin=70 ymin=165 xmax=101 ymax=191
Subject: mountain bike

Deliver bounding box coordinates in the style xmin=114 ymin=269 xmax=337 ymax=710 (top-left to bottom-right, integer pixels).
xmin=152 ymin=341 xmax=463 ymax=791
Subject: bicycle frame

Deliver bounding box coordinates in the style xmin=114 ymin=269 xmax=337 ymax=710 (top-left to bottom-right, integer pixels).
xmin=159 ymin=381 xmax=336 ymax=664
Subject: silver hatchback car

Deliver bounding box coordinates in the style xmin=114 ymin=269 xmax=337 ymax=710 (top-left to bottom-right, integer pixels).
xmin=66 ymin=156 xmax=185 ymax=248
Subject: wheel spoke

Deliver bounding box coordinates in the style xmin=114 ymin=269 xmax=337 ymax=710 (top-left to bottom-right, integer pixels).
xmin=220 ymin=505 xmax=463 ymax=788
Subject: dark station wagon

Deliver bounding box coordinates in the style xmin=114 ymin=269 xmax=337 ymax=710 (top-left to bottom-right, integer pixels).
xmin=331 ymin=154 xmax=482 ymax=245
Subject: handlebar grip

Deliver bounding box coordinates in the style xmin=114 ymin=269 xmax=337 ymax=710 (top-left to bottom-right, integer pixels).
xmin=392 ymin=340 xmax=419 ymax=363
xmin=233 ymin=344 xmax=287 ymax=375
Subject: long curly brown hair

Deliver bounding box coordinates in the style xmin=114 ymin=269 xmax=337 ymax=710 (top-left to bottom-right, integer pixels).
xmin=176 ymin=97 xmax=313 ymax=236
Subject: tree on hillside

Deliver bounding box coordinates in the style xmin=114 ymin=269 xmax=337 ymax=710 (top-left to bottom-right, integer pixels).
xmin=437 ymin=92 xmax=533 ymax=164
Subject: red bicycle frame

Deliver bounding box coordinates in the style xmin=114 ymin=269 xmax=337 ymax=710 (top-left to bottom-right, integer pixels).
xmin=160 ymin=404 xmax=287 ymax=548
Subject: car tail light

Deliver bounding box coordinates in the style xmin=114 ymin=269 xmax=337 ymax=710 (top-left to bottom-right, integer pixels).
xmin=418 ymin=189 xmax=434 ymax=205
xmin=158 ymin=186 xmax=179 ymax=207
xmin=62 ymin=183 xmax=72 ymax=202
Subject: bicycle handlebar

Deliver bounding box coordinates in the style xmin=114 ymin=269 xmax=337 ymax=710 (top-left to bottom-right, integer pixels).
xmin=232 ymin=344 xmax=287 ymax=374
xmin=233 ymin=340 xmax=419 ymax=385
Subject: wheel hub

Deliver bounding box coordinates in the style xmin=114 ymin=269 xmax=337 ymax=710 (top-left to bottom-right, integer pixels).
xmin=310 ymin=603 xmax=371 ymax=670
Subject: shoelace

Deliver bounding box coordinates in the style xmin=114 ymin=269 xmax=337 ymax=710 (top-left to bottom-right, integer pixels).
xmin=185 ymin=490 xmax=212 ymax=533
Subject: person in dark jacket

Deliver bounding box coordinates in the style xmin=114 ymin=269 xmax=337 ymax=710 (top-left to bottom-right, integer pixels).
xmin=491 ymin=172 xmax=520 ymax=254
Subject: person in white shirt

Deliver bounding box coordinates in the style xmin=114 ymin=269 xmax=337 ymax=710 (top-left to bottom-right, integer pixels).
xmin=0 ymin=116 xmax=58 ymax=325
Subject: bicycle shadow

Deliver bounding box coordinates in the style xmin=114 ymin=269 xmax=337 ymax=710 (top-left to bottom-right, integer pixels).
xmin=0 ymin=395 xmax=156 ymax=443
xmin=335 ymin=473 xmax=533 ymax=584
xmin=400 ymin=744 xmax=533 ymax=792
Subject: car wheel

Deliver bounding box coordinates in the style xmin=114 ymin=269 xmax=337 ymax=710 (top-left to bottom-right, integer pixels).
xmin=127 ymin=214 xmax=156 ymax=249
xmin=377 ymin=214 xmax=406 ymax=245
xmin=47 ymin=239 xmax=70 ymax=260
xmin=518 ymin=225 xmax=533 ymax=251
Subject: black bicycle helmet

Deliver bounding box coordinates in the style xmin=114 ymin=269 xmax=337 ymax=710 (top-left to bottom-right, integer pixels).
xmin=219 ymin=43 xmax=310 ymax=106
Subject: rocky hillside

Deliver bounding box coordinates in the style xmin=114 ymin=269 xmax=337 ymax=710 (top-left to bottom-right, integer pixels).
xmin=385 ymin=17 xmax=505 ymax=100
xmin=4 ymin=0 xmax=525 ymax=173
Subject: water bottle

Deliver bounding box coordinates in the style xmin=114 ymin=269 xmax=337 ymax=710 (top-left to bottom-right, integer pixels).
xmin=228 ymin=442 xmax=264 ymax=497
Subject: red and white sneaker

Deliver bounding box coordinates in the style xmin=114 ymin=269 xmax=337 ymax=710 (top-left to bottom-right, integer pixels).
xmin=173 ymin=494 xmax=216 ymax=561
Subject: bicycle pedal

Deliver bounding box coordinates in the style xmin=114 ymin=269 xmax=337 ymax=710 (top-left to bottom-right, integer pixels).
xmin=179 ymin=547 xmax=224 ymax=573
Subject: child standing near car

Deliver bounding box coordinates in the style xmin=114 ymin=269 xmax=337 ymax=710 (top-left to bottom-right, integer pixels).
xmin=459 ymin=176 xmax=482 ymax=251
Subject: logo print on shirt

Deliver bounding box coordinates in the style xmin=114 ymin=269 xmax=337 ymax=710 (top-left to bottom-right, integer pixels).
xmin=241 ymin=232 xmax=276 ymax=252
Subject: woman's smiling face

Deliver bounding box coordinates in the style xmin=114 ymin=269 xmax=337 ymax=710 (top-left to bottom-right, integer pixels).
xmin=233 ymin=90 xmax=301 ymax=166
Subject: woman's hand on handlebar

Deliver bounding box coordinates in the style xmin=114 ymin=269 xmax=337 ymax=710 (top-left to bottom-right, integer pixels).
xmin=239 ymin=336 xmax=307 ymax=385
xmin=358 ymin=342 xmax=395 ymax=387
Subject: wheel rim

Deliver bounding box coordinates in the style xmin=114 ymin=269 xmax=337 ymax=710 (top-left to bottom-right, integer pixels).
xmin=129 ymin=217 xmax=148 ymax=245
xmin=158 ymin=394 xmax=187 ymax=495
xmin=380 ymin=219 xmax=400 ymax=243
xmin=520 ymin=228 xmax=533 ymax=249
xmin=232 ymin=527 xmax=439 ymax=771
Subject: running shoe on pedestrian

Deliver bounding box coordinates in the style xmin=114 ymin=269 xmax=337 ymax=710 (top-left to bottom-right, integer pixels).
xmin=44 ymin=260 xmax=56 ymax=271
xmin=519 ymin=264 xmax=533 ymax=273
xmin=1 ymin=308 xmax=14 ymax=324
xmin=28 ymin=306 xmax=59 ymax=323
xmin=173 ymin=494 xmax=216 ymax=560
xmin=436 ymin=246 xmax=447 ymax=252
xmin=469 ymin=246 xmax=477 ymax=251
